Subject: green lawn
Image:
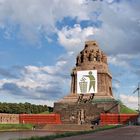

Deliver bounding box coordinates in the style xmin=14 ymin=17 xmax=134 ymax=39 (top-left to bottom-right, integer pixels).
xmin=0 ymin=124 xmax=33 ymax=131
xmin=120 ymin=104 xmax=138 ymax=114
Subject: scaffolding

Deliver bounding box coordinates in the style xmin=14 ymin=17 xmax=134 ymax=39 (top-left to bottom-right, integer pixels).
xmin=133 ymin=83 xmax=140 ymax=112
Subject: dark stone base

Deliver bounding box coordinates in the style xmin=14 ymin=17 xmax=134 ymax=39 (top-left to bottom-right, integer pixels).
xmin=53 ymin=99 xmax=120 ymax=124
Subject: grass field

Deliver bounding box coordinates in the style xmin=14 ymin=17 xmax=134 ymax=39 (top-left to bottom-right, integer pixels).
xmin=120 ymin=104 xmax=138 ymax=114
xmin=0 ymin=124 xmax=33 ymax=131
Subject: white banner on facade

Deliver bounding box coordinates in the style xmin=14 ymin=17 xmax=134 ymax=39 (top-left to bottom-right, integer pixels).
xmin=77 ymin=70 xmax=97 ymax=94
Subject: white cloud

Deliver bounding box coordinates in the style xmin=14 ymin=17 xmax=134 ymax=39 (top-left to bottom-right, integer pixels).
xmin=0 ymin=0 xmax=91 ymax=43
xmin=108 ymin=55 xmax=130 ymax=68
xmin=58 ymin=24 xmax=99 ymax=52
xmin=108 ymin=56 xmax=129 ymax=68
xmin=0 ymin=59 xmax=71 ymax=101
xmin=120 ymin=94 xmax=138 ymax=110
xmin=113 ymin=82 xmax=120 ymax=89
xmin=0 ymin=0 xmax=139 ymax=55
xmin=94 ymin=0 xmax=140 ymax=54
xmin=108 ymin=53 xmax=140 ymax=68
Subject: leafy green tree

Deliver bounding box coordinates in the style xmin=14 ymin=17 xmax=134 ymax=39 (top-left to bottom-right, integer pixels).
xmin=0 ymin=102 xmax=52 ymax=114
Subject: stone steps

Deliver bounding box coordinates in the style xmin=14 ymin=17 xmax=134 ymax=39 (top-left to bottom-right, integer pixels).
xmin=37 ymin=124 xmax=93 ymax=132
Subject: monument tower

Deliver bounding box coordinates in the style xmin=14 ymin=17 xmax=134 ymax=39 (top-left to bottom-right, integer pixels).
xmin=54 ymin=41 xmax=119 ymax=124
xmin=59 ymin=40 xmax=113 ymax=103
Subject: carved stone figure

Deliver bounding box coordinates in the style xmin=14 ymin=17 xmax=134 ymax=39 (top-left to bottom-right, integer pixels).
xmin=81 ymin=52 xmax=88 ymax=62
xmin=102 ymin=54 xmax=107 ymax=64
xmin=96 ymin=50 xmax=101 ymax=62
xmin=81 ymin=53 xmax=84 ymax=63
xmin=76 ymin=54 xmax=81 ymax=66
xmin=89 ymin=52 xmax=94 ymax=61
xmin=101 ymin=51 xmax=104 ymax=62
xmin=93 ymin=50 xmax=97 ymax=61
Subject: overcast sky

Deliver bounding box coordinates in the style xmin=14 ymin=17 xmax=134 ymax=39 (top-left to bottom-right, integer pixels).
xmin=0 ymin=0 xmax=140 ymax=109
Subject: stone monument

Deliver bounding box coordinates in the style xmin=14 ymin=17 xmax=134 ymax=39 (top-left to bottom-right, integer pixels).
xmin=54 ymin=41 xmax=119 ymax=124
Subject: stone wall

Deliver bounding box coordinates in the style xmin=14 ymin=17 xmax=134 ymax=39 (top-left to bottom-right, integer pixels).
xmin=0 ymin=113 xmax=19 ymax=124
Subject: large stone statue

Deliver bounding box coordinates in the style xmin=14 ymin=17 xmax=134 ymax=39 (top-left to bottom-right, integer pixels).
xmin=89 ymin=50 xmax=95 ymax=61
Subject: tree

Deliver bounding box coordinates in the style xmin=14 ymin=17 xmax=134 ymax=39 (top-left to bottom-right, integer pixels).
xmin=0 ymin=102 xmax=52 ymax=114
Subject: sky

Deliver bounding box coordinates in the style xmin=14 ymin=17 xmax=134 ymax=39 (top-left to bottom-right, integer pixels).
xmin=0 ymin=0 xmax=140 ymax=109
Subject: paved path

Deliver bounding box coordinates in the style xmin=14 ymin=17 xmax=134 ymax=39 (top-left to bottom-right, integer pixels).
xmin=55 ymin=126 xmax=140 ymax=140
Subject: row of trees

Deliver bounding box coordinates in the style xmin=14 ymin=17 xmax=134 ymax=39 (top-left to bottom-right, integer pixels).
xmin=0 ymin=102 xmax=53 ymax=114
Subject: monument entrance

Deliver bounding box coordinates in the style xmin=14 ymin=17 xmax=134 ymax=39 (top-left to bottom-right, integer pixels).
xmin=54 ymin=41 xmax=119 ymax=124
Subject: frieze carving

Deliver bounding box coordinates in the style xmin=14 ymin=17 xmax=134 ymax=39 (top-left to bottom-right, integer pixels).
xmin=76 ymin=43 xmax=108 ymax=66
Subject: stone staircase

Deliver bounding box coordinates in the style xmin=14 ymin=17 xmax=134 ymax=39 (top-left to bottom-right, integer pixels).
xmin=36 ymin=124 xmax=93 ymax=132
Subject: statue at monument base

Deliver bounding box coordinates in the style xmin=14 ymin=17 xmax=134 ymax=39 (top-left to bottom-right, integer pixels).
xmin=54 ymin=41 xmax=120 ymax=124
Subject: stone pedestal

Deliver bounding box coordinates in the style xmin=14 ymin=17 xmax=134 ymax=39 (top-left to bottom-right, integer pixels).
xmin=54 ymin=99 xmax=119 ymax=124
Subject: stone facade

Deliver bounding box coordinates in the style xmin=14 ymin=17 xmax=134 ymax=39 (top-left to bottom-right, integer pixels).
xmin=54 ymin=41 xmax=119 ymax=124
xmin=0 ymin=113 xmax=19 ymax=124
